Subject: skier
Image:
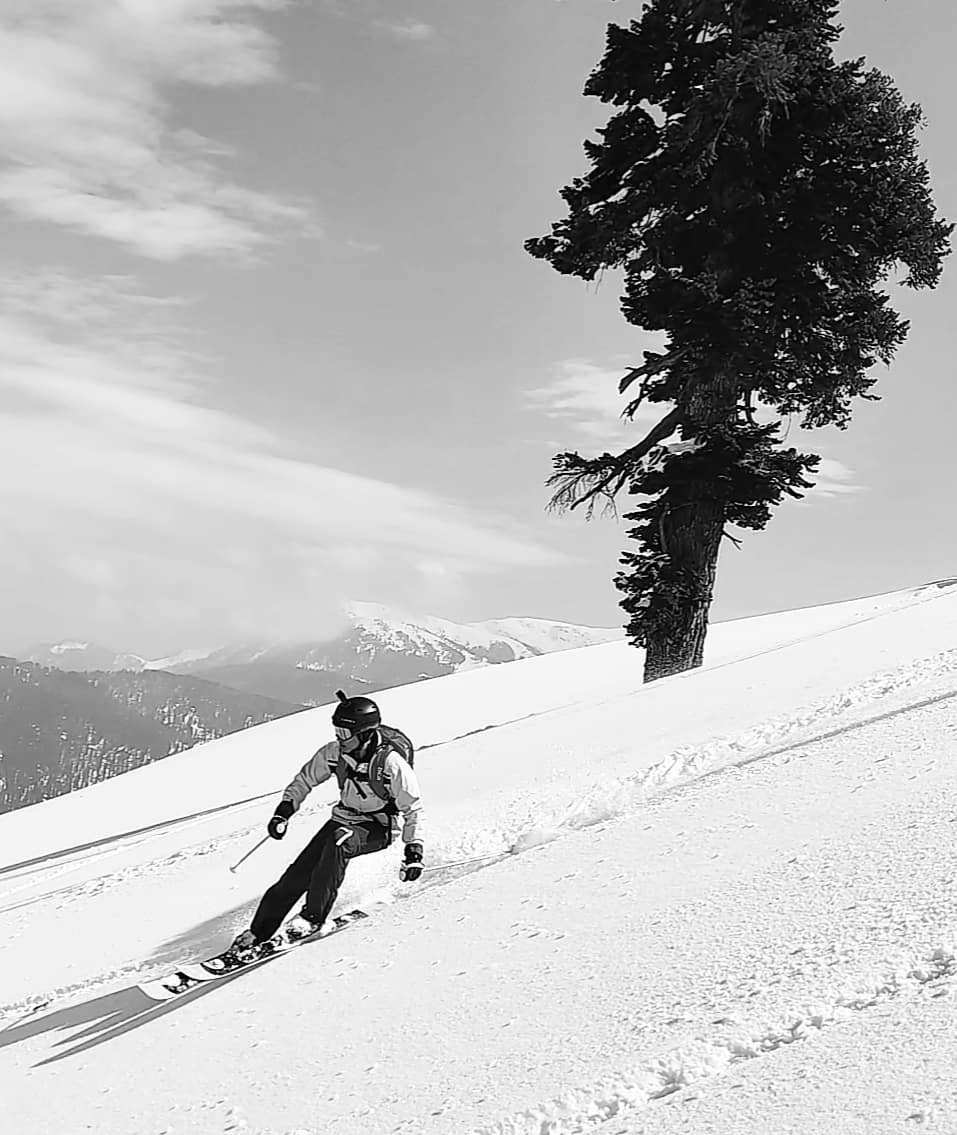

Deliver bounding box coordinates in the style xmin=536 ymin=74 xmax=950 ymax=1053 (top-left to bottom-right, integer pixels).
xmin=231 ymin=693 xmax=424 ymax=954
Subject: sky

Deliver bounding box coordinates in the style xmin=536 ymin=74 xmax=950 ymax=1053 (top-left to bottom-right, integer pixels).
xmin=1 ymin=0 xmax=955 ymax=655
xmin=4 ymin=581 xmax=957 ymax=1132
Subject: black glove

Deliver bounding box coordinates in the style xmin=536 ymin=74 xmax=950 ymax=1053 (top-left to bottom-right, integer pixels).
xmin=268 ymin=799 xmax=295 ymax=840
xmin=400 ymin=841 xmax=424 ymax=882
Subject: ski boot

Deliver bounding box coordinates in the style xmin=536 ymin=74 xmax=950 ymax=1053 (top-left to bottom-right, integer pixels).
xmin=227 ymin=929 xmax=263 ymax=961
xmin=284 ymin=911 xmax=325 ymax=943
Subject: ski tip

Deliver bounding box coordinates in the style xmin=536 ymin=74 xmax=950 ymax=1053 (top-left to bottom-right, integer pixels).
xmin=138 ymin=979 xmax=185 ymax=1002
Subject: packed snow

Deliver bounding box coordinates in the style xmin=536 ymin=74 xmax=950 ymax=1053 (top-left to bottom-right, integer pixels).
xmin=2 ymin=580 xmax=957 ymax=1134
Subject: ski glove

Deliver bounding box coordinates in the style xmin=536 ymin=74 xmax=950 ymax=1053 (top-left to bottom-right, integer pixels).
xmin=400 ymin=841 xmax=424 ymax=882
xmin=268 ymin=799 xmax=295 ymax=840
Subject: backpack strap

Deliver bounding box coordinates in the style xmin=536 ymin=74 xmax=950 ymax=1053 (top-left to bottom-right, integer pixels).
xmin=368 ymin=744 xmax=397 ymax=809
xmin=336 ymin=729 xmax=410 ymax=812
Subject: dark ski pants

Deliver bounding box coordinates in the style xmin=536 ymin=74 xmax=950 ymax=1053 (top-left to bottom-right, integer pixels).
xmin=250 ymin=815 xmax=391 ymax=941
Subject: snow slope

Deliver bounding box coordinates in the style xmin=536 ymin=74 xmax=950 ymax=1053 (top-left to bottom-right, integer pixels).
xmin=0 ymin=581 xmax=948 ymax=868
xmin=2 ymin=579 xmax=957 ymax=1134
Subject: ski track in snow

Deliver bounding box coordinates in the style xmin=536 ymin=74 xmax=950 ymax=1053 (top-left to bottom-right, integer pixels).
xmin=462 ymin=693 xmax=957 ymax=1135
xmin=468 ymin=951 xmax=957 ymax=1135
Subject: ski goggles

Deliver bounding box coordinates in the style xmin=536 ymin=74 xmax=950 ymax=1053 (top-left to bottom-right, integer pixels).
xmin=335 ymin=725 xmax=363 ymax=755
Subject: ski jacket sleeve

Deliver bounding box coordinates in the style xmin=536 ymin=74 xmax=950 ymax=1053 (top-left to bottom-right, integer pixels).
xmin=281 ymin=740 xmax=337 ymax=813
xmin=384 ymin=752 xmax=425 ymax=845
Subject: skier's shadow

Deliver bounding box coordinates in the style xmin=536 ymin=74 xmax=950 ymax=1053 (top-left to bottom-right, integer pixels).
xmin=0 ymin=968 xmax=262 ymax=1067
xmin=2 ymin=861 xmax=467 ymax=1070
xmin=0 ymin=902 xmax=260 ymax=1068
xmin=142 ymin=899 xmax=256 ymax=972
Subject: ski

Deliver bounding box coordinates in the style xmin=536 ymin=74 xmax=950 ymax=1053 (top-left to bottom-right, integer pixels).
xmin=138 ymin=909 xmax=368 ymax=1001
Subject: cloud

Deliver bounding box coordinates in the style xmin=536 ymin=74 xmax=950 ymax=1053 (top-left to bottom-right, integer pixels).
xmin=744 ymin=400 xmax=866 ymax=500
xmin=0 ymin=272 xmax=562 ymax=650
xmin=0 ymin=1 xmax=310 ymax=258
xmin=319 ymin=4 xmax=435 ymax=47
xmin=372 ymin=18 xmax=436 ymax=42
xmin=346 ymin=238 xmax=383 ymax=254
xmin=527 ymin=358 xmax=671 ymax=443
xmin=807 ymin=457 xmax=865 ymax=497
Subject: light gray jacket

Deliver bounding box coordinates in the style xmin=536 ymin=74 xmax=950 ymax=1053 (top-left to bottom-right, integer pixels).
xmin=281 ymin=737 xmax=424 ymax=845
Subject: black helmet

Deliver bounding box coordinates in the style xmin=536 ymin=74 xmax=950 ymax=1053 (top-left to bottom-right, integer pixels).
xmin=332 ymin=690 xmax=380 ymax=734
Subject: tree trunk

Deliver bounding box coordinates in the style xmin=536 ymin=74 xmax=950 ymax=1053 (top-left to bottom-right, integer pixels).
xmin=642 ymin=375 xmax=735 ymax=683
xmin=642 ymin=491 xmax=725 ymax=682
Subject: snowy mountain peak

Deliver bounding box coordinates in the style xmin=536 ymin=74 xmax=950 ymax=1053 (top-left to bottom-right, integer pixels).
xmin=330 ymin=602 xmax=623 ymax=678
xmin=143 ymin=647 xmax=219 ymax=672
xmin=19 ymin=642 xmax=148 ymax=672
xmin=478 ymin=616 xmax=624 ymax=654
xmin=346 ymin=601 xmax=621 ymax=652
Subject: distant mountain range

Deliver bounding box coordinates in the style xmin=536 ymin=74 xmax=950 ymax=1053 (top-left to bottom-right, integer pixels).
xmin=0 ymin=660 xmax=304 ymax=816
xmin=21 ymin=603 xmax=623 ymax=704
xmin=2 ymin=606 xmax=620 ymax=816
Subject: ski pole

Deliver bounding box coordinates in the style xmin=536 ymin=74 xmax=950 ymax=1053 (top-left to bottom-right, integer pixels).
xmin=229 ymin=836 xmax=270 ymax=874
xmin=421 ymin=851 xmax=501 ymax=874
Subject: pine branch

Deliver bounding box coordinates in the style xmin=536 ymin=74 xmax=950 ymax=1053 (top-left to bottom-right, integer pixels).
xmin=547 ymin=407 xmax=684 ymax=514
xmin=619 ymin=346 xmax=692 ymax=395
xmin=546 ymin=452 xmax=621 ymax=517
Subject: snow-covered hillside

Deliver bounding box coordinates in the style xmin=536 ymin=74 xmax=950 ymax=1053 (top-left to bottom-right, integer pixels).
xmin=3 ymin=579 xmax=957 ymax=1134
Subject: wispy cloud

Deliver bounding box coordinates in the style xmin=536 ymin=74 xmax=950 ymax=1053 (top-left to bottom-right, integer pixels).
xmin=807 ymin=457 xmax=865 ymax=497
xmin=372 ymin=17 xmax=436 ymax=42
xmin=346 ymin=238 xmax=383 ymax=254
xmin=527 ymin=358 xmax=670 ymax=443
xmin=319 ymin=4 xmax=436 ymax=47
xmin=0 ymin=272 xmax=561 ymax=649
xmin=0 ymin=1 xmax=310 ymax=259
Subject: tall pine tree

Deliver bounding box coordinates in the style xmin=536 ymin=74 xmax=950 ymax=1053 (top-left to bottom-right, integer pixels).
xmin=527 ymin=0 xmax=951 ymax=681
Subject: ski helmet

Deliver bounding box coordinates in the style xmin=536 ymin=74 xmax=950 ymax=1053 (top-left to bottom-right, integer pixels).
xmin=332 ymin=690 xmax=381 ymax=734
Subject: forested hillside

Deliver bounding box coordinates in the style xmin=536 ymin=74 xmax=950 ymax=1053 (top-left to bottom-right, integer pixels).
xmin=0 ymin=659 xmax=304 ymax=814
